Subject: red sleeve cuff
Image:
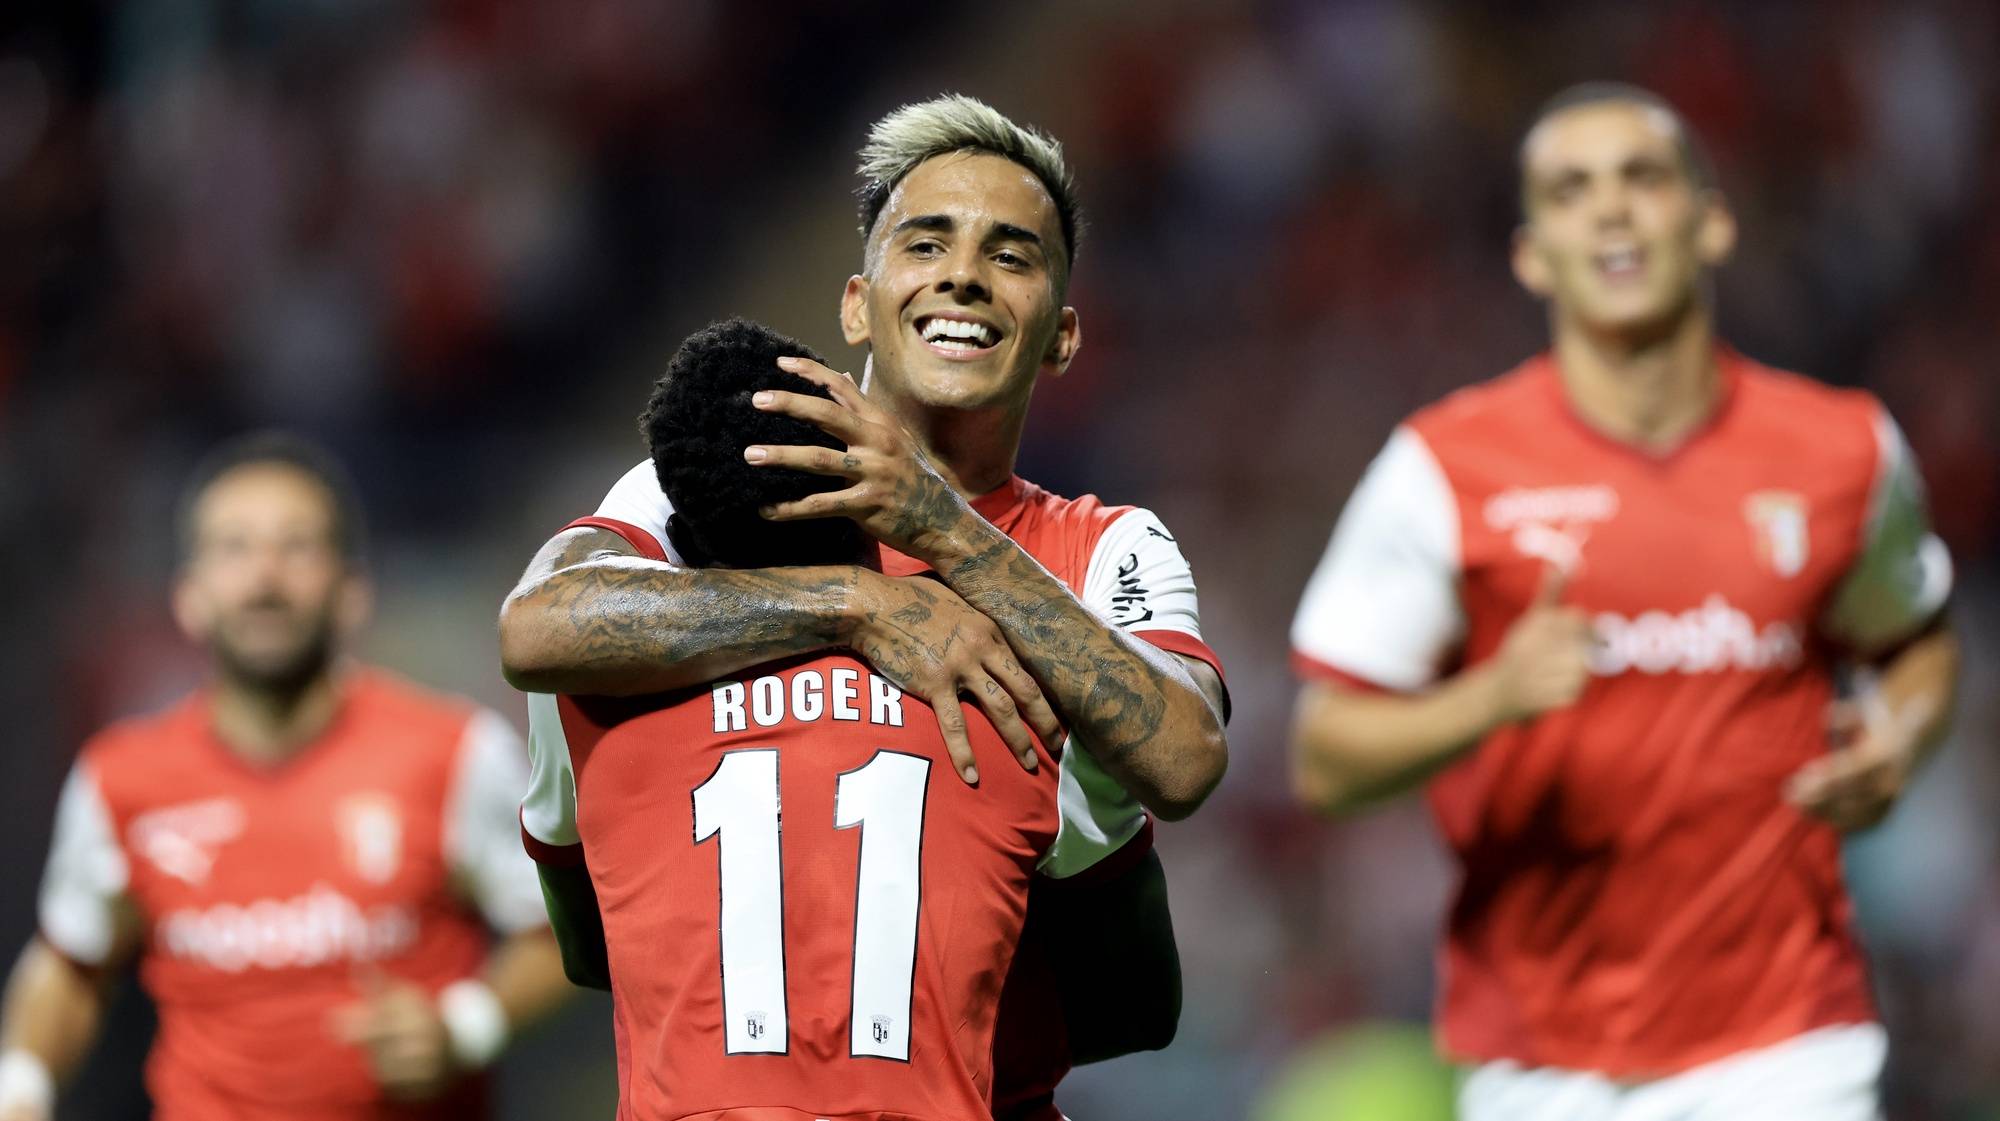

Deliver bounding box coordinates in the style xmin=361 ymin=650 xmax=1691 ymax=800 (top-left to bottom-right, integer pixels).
xmin=1135 ymin=630 xmax=1231 ymax=721
xmin=1290 ymin=650 xmax=1397 ymax=694
xmin=520 ymin=811 xmax=586 ymax=868
xmin=1054 ymin=817 xmax=1155 ymax=887
xmin=563 ymin=516 xmax=668 ymax=562
xmin=34 ymin=932 xmax=109 ymax=979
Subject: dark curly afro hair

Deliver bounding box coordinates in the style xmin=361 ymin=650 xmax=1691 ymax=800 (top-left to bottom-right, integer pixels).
xmin=640 ymin=318 xmax=869 ymax=570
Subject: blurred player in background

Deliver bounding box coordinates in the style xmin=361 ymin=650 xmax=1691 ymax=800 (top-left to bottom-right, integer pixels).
xmin=501 ymin=95 xmax=1229 ymax=1121
xmin=525 ymin=318 xmax=1177 ymax=1120
xmin=0 ymin=436 xmax=570 ymax=1121
xmin=1288 ymin=83 xmax=1958 ymax=1120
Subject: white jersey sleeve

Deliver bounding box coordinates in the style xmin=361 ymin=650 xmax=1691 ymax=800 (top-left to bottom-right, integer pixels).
xmin=1079 ymin=508 xmax=1208 ymax=644
xmin=593 ymin=460 xmax=681 ymax=561
xmin=519 ymin=693 xmax=580 ymax=862
xmin=1819 ymin=408 xmax=1953 ymax=654
xmin=444 ymin=710 xmax=550 ymax=933
xmin=38 ymin=762 xmax=131 ymax=967
xmin=517 ymin=459 xmax=684 ymax=865
xmin=1038 ymin=507 xmax=1213 ymax=879
xmin=1290 ymin=426 xmax=1465 ymax=691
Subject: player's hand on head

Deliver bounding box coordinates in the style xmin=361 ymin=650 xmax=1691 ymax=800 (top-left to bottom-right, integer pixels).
xmin=1488 ymin=562 xmax=1595 ymax=725
xmin=746 ymin=356 xmax=975 ymax=562
xmin=1785 ymin=697 xmax=1919 ymax=833
xmin=851 ymin=571 xmax=1060 ymax=784
xmin=329 ymin=967 xmax=457 ymax=1102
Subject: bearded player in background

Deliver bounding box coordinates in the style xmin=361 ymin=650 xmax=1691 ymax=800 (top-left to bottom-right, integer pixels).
xmin=501 ymin=95 xmax=1229 ymax=1121
xmin=0 ymin=436 xmax=570 ymax=1120
xmin=1288 ymin=83 xmax=1958 ymax=1120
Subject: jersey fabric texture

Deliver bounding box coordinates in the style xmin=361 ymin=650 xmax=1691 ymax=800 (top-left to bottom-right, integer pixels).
xmin=1291 ymin=348 xmax=1951 ymax=1078
xmin=522 ymin=465 xmax=1226 ymax=1121
xmin=38 ymin=667 xmax=546 ymax=1120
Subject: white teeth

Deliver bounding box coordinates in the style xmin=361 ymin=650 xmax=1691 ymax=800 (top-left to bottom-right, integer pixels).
xmin=920 ymin=318 xmax=996 ymax=346
xmin=1599 ymin=247 xmax=1640 ymax=271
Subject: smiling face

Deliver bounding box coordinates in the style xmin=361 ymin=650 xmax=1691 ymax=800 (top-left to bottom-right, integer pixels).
xmin=1514 ymin=100 xmax=1735 ymax=339
xmin=841 ymin=151 xmax=1080 ymax=414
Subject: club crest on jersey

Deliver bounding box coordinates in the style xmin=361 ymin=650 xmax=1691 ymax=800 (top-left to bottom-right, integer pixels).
xmin=871 ymin=1015 xmax=893 ymax=1044
xmin=1484 ymin=484 xmax=1619 ymax=572
xmin=335 ymin=793 xmax=403 ymax=885
xmin=129 ymin=799 xmax=245 ymax=886
xmin=1744 ymin=491 xmax=1810 ymax=578
xmin=746 ymin=1012 xmax=767 ymax=1040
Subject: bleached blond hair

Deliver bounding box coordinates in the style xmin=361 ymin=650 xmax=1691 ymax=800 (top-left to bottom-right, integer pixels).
xmin=856 ymin=94 xmax=1081 ymax=285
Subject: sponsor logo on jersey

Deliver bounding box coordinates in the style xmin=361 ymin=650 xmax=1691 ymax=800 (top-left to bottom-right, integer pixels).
xmin=1486 ymin=484 xmax=1619 ymax=573
xmin=1484 ymin=484 xmax=1620 ymax=531
xmin=336 ymin=793 xmax=403 ymax=885
xmin=1107 ymin=552 xmax=1155 ymax=627
xmin=1744 ymin=490 xmax=1810 ymax=578
xmin=128 ymin=799 xmax=245 ymax=886
xmin=156 ymin=882 xmax=419 ymax=972
xmin=1590 ymin=595 xmax=1804 ymax=676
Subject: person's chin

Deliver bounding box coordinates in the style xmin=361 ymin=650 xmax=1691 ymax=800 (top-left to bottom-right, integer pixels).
xmin=899 ymin=361 xmax=1017 ymax=409
xmin=215 ymin=637 xmax=333 ymax=694
xmin=1580 ymin=291 xmax=1683 ymax=338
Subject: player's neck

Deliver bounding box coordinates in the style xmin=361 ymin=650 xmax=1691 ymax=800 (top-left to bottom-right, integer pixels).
xmin=1551 ymin=306 xmax=1721 ymax=452
xmin=209 ymin=669 xmax=344 ymax=766
xmin=873 ymin=390 xmax=1029 ymax=500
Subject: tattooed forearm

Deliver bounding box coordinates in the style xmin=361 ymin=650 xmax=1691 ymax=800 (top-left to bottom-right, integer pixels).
xmin=937 ymin=527 xmax=1224 ymax=818
xmin=499 ymin=527 xmax=862 ymax=695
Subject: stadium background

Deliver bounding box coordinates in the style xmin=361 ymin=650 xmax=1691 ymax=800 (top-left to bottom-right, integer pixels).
xmin=1 ymin=0 xmax=1995 ymax=1117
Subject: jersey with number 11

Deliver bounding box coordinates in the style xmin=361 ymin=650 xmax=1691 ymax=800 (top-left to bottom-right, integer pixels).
xmin=526 ymin=652 xmax=1123 ymax=1121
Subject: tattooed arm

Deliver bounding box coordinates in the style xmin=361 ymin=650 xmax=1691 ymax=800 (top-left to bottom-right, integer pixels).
xmin=499 ymin=527 xmax=857 ymax=695
xmin=930 ymin=520 xmax=1227 ymax=820
xmin=752 ymin=359 xmax=1228 ymax=820
xmin=498 ymin=527 xmax=1059 ymax=776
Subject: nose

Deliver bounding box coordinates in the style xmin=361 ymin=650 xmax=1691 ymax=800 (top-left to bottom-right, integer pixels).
xmin=1592 ymin=181 xmax=1633 ymax=230
xmin=934 ymin=247 xmax=990 ymax=302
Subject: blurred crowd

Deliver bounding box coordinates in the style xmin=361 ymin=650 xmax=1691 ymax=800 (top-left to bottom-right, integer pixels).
xmin=2 ymin=1 xmax=1995 ymax=1118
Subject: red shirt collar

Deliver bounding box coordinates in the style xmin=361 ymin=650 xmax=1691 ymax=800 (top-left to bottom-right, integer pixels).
xmin=879 ymin=476 xmax=1032 ymax=578
xmin=1539 ymin=343 xmax=1742 ymax=464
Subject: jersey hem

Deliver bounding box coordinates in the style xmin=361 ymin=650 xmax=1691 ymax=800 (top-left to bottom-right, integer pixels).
xmin=519 ymin=817 xmax=585 ymax=868
xmin=1048 ymin=818 xmax=1154 ymax=886
xmin=1441 ymin=1013 xmax=1883 ymax=1080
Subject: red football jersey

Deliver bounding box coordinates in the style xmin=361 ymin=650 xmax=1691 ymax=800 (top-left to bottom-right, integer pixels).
xmin=542 ymin=655 xmax=1091 ymax=1121
xmin=522 ymin=470 xmax=1227 ymax=1121
xmin=37 ymin=668 xmax=548 ymax=1120
xmin=1292 ymin=348 xmax=1952 ymax=1077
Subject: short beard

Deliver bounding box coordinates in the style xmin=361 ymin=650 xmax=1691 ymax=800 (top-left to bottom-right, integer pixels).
xmin=212 ymin=626 xmax=337 ymax=701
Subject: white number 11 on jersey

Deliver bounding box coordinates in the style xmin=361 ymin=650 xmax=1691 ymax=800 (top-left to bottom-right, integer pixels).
xmin=692 ymin=749 xmax=930 ymax=1060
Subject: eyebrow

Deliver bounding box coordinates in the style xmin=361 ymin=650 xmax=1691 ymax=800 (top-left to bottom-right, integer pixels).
xmin=990 ymin=222 xmax=1043 ymax=249
xmin=890 ymin=214 xmax=954 ymax=238
xmin=890 ymin=214 xmax=1046 ymax=250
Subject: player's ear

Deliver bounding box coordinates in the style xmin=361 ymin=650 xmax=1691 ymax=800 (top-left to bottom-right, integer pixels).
xmin=1511 ymin=224 xmax=1553 ymax=298
xmin=840 ymin=275 xmax=870 ymax=346
xmin=336 ymin=574 xmax=373 ymax=637
xmin=1044 ymin=307 xmax=1080 ymax=377
xmin=170 ymin=572 xmax=214 ymax=643
xmin=1695 ymin=191 xmax=1737 ymax=266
